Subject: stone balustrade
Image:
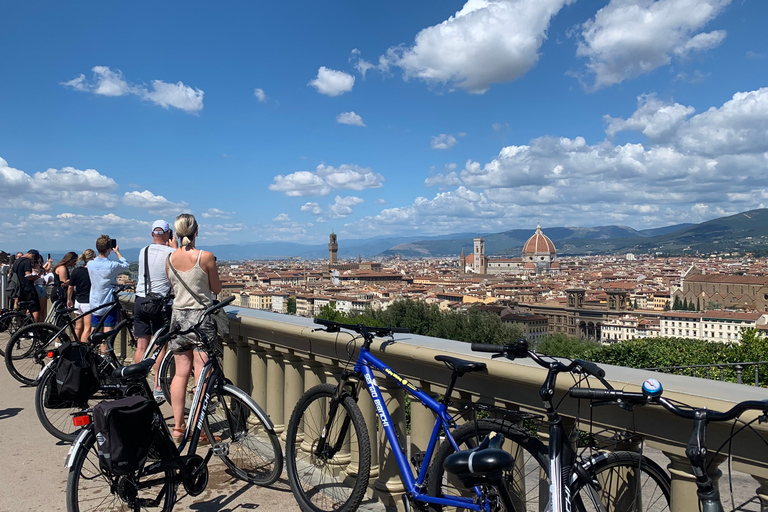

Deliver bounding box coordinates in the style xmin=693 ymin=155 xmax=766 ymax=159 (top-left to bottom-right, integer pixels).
xmin=145 ymin=302 xmax=768 ymax=512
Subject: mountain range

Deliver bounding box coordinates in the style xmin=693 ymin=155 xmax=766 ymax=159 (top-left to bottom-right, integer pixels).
xmin=38 ymin=209 xmax=768 ymax=262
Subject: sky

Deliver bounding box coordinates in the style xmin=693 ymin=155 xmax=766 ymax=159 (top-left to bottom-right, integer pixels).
xmin=1 ymin=0 xmax=768 ymax=252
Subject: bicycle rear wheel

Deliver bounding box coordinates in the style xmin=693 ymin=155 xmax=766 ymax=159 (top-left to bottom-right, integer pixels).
xmin=572 ymin=451 xmax=670 ymax=512
xmin=66 ymin=430 xmax=176 ymax=512
xmin=204 ymin=384 xmax=283 ymax=486
xmin=5 ymin=322 xmax=69 ymax=385
xmin=428 ymin=418 xmax=549 ymax=512
xmin=285 ymin=383 xmax=371 ymax=512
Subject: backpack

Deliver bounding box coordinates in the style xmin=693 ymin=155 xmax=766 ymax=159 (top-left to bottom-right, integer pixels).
xmin=93 ymin=396 xmax=158 ymax=475
xmin=55 ymin=342 xmax=100 ymax=404
xmin=6 ymin=267 xmax=21 ymax=299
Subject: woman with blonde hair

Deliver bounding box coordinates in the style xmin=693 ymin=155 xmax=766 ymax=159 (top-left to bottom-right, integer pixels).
xmin=165 ymin=213 xmax=222 ymax=443
xmin=68 ymin=249 xmax=96 ymax=342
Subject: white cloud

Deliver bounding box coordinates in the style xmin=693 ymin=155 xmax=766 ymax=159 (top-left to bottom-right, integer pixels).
xmin=328 ymin=195 xmax=364 ymax=219
xmin=316 ymin=164 xmax=384 ymax=190
xmin=62 ymin=66 xmax=204 ymax=114
xmin=431 ymin=134 xmax=459 ymax=150
xmin=605 ymin=94 xmax=695 ymax=141
xmin=308 ymin=67 xmax=355 ymax=96
xmin=381 ymin=0 xmax=573 ymax=93
xmin=202 ymin=208 xmax=235 ymax=219
xmin=576 ymin=0 xmax=731 ymax=89
xmin=123 ymin=190 xmax=189 ymax=214
xmin=254 ymin=88 xmax=267 ymax=102
xmin=273 ymin=213 xmax=292 ymax=222
xmin=336 ymin=111 xmax=366 ymax=126
xmin=269 ymin=171 xmax=332 ymax=197
xmin=301 ymin=202 xmax=323 ymax=215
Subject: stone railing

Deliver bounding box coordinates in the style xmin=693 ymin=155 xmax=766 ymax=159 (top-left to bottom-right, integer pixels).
xmin=174 ymin=305 xmax=768 ymax=512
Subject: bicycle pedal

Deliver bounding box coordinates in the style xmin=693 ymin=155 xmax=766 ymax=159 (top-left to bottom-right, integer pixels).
xmin=211 ymin=442 xmax=229 ymax=457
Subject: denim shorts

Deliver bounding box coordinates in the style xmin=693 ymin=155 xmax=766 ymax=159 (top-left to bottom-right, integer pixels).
xmin=92 ymin=308 xmax=118 ymax=328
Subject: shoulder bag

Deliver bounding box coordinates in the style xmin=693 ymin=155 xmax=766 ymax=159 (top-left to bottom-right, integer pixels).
xmin=140 ymin=246 xmax=166 ymax=317
xmin=167 ymin=254 xmax=230 ymax=338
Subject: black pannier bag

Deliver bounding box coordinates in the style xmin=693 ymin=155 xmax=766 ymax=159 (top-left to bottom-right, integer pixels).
xmin=55 ymin=341 xmax=100 ymax=404
xmin=44 ymin=375 xmax=69 ymax=409
xmin=93 ymin=396 xmax=158 ymax=475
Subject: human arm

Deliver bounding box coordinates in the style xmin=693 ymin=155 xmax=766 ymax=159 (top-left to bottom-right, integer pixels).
xmin=201 ymin=251 xmax=222 ymax=295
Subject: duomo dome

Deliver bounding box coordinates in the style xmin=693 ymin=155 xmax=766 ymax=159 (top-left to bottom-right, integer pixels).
xmin=522 ymin=224 xmax=557 ymax=274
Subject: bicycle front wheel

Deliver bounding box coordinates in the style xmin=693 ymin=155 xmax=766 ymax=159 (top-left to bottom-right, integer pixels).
xmin=66 ymin=430 xmax=176 ymax=512
xmin=428 ymin=418 xmax=549 ymax=512
xmin=572 ymin=451 xmax=671 ymax=512
xmin=285 ymin=383 xmax=371 ymax=512
xmin=35 ymin=368 xmax=93 ymax=442
xmin=204 ymin=384 xmax=283 ymax=486
xmin=5 ymin=322 xmax=69 ymax=385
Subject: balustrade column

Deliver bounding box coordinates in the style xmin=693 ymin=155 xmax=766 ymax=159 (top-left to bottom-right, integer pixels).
xmin=753 ymin=475 xmax=768 ymax=512
xmin=264 ymin=346 xmax=286 ymax=435
xmin=222 ymin=337 xmax=238 ymax=383
xmin=298 ymin=358 xmax=325 ymax=452
xmin=409 ymin=382 xmax=438 ymax=472
xmin=282 ymin=353 xmax=304 ymax=443
xmin=354 ymin=387 xmax=380 ymax=479
xmin=373 ymin=377 xmax=408 ymax=510
xmin=248 ymin=341 xmax=267 ymax=407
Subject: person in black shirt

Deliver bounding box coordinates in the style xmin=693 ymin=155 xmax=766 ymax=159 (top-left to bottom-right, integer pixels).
xmin=14 ymin=250 xmax=41 ymax=320
xmin=67 ymin=249 xmax=95 ymax=342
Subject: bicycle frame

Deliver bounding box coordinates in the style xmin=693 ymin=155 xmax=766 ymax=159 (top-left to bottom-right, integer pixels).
xmin=343 ymin=344 xmax=490 ymax=511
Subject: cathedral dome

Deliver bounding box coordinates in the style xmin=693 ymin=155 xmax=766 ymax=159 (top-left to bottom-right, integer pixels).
xmin=522 ymin=224 xmax=556 ymax=256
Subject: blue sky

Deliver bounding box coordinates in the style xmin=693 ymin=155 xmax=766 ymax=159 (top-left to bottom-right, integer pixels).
xmin=2 ymin=0 xmax=767 ymax=252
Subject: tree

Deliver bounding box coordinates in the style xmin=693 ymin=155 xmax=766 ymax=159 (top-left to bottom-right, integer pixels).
xmin=287 ymin=297 xmax=296 ymax=314
xmin=673 ymin=296 xmax=682 ymax=310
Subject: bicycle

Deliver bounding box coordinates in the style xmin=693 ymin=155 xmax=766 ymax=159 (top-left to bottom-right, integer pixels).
xmin=285 ymin=318 xmax=543 ymax=512
xmin=0 ymin=298 xmax=70 ymax=357
xmin=4 ymin=285 xmax=134 ymax=385
xmin=65 ymin=295 xmax=283 ymax=512
xmin=436 ymin=340 xmax=672 ymax=512
xmin=34 ymin=317 xmax=145 ymax=442
xmin=571 ymin=379 xmax=768 ymax=512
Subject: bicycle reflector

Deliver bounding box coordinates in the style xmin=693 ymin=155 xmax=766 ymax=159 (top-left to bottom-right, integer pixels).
xmin=47 ymin=351 xmax=54 ymax=358
xmin=72 ymin=414 xmax=91 ymax=427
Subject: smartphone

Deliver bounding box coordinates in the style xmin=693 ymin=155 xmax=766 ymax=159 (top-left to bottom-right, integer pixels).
xmin=110 ymin=239 xmax=117 ymax=249
xmin=169 ymin=230 xmax=173 ymax=240
xmin=48 ymin=253 xmax=51 ymax=260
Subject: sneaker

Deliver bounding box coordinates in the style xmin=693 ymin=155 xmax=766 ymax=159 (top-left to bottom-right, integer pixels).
xmin=153 ymin=389 xmax=166 ymax=404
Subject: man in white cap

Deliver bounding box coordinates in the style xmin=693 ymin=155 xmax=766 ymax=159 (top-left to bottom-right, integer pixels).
xmin=134 ymin=220 xmax=177 ymax=402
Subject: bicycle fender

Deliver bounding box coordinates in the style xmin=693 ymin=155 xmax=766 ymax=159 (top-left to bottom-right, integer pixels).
xmin=37 ymin=359 xmax=56 ymax=381
xmin=571 ymin=452 xmax=613 ymax=486
xmin=222 ymin=383 xmax=276 ymax=432
xmin=66 ymin=428 xmax=92 ymax=468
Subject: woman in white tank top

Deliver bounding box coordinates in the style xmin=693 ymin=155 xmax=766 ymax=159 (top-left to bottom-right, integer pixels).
xmin=165 ymin=213 xmax=222 ymax=443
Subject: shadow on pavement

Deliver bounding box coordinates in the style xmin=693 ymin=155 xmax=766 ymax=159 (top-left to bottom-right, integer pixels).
xmin=0 ymin=407 xmax=22 ymax=419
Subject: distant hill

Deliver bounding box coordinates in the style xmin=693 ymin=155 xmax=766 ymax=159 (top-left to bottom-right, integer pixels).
xmin=38 ymin=210 xmax=768 ymax=261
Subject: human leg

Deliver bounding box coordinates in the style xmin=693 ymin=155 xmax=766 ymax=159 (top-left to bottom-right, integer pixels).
xmin=171 ymin=350 xmax=193 ymax=435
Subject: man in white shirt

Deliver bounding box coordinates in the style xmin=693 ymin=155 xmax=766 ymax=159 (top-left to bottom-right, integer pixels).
xmin=134 ymin=220 xmax=177 ymax=402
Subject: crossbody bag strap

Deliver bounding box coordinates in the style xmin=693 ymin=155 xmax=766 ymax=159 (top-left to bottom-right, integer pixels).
xmin=167 ymin=253 xmax=207 ymax=308
xmin=144 ymin=246 xmax=152 ymax=296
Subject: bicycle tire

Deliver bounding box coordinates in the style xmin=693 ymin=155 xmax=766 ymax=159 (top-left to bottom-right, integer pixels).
xmin=203 ymin=384 xmax=283 ymax=486
xmin=428 ymin=418 xmax=549 ymax=512
xmin=0 ymin=311 xmax=34 ymax=357
xmin=572 ymin=451 xmax=671 ymax=512
xmin=5 ymin=322 xmax=70 ymax=385
xmin=66 ymin=429 xmax=176 ymax=512
xmin=285 ymin=383 xmax=371 ymax=512
xmin=35 ymin=368 xmax=92 ymax=442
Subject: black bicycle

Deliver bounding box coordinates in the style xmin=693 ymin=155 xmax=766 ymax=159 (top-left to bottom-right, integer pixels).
xmin=4 ymin=285 xmax=134 ymax=385
xmin=0 ymin=298 xmax=70 ymax=357
xmin=65 ymin=296 xmax=283 ymax=512
xmin=571 ymin=379 xmax=768 ymax=512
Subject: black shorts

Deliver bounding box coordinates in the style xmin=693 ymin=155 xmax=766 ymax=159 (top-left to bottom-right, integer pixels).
xmin=133 ymin=296 xmax=169 ymax=338
xmin=19 ymin=286 xmax=41 ymax=313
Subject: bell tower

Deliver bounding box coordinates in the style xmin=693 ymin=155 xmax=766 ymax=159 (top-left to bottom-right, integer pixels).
xmin=328 ymin=232 xmax=338 ymax=265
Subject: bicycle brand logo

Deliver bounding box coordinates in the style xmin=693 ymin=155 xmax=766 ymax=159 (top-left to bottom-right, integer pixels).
xmin=365 ymin=373 xmax=390 ymax=427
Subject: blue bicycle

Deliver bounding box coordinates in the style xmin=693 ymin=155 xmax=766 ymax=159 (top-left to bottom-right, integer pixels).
xmin=285 ymin=319 xmax=544 ymax=512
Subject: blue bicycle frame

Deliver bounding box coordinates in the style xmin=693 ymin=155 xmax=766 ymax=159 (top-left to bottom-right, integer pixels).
xmin=353 ymin=345 xmax=489 ymax=511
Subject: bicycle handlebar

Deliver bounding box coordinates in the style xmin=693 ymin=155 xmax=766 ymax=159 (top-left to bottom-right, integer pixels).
xmin=163 ymin=295 xmax=236 ymax=339
xmin=470 ymin=341 xmax=607 ymax=380
xmin=313 ymin=318 xmax=409 ymax=338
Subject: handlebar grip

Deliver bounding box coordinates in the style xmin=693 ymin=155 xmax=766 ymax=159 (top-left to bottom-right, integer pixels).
xmin=314 ymin=318 xmax=335 ymax=326
xmin=574 ymin=359 xmax=606 ymax=379
xmin=389 ymin=327 xmax=410 ymax=333
xmin=471 ymin=343 xmax=504 ymax=353
xmin=219 ymin=295 xmax=236 ymax=306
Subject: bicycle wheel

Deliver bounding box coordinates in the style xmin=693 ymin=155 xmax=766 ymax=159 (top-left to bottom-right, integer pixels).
xmin=66 ymin=429 xmax=175 ymax=512
xmin=285 ymin=383 xmax=371 ymax=512
xmin=5 ymin=322 xmax=70 ymax=385
xmin=572 ymin=451 xmax=670 ymax=512
xmin=35 ymin=368 xmax=94 ymax=442
xmin=427 ymin=418 xmax=549 ymax=512
xmin=0 ymin=311 xmax=33 ymax=356
xmin=203 ymin=384 xmax=283 ymax=486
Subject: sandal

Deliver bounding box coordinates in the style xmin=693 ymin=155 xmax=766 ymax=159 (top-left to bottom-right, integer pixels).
xmin=198 ymin=431 xmax=221 ymax=447
xmin=172 ymin=425 xmax=186 ymax=443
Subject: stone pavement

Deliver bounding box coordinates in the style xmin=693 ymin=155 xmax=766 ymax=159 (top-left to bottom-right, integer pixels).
xmin=0 ymin=331 xmax=301 ymax=512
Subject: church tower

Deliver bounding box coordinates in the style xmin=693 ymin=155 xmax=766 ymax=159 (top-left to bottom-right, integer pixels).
xmin=329 ymin=232 xmax=338 ymax=265
xmin=473 ymin=237 xmax=487 ymax=274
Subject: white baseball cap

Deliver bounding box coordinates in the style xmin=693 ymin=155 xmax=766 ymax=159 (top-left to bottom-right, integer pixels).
xmin=151 ymin=220 xmax=170 ymax=233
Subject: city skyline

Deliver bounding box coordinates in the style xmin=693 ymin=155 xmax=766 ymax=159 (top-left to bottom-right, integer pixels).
xmin=2 ymin=0 xmax=767 ymax=252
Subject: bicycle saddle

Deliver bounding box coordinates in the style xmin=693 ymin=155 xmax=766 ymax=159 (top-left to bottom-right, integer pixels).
xmin=434 ymin=355 xmax=487 ymax=375
xmin=17 ymin=300 xmax=36 ymax=310
xmin=443 ymin=432 xmax=513 ymax=487
xmin=112 ymin=358 xmax=155 ymax=381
